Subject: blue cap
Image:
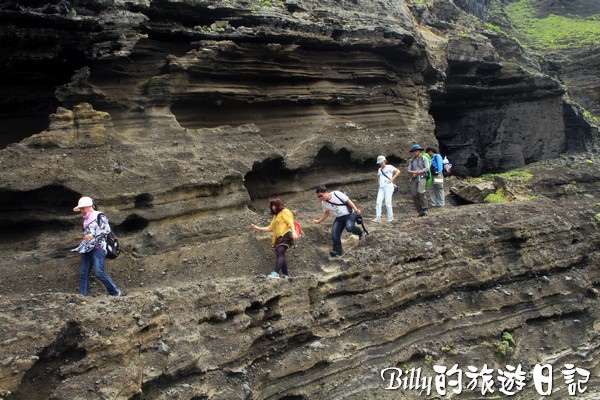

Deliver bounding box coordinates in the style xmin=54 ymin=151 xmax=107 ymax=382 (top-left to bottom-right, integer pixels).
xmin=410 ymin=144 xmax=424 ymax=152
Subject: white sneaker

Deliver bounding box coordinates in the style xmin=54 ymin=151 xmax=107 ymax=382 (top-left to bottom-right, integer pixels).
xmin=387 ymin=217 xmax=394 ymax=222
xmin=268 ymin=272 xmax=280 ymax=279
xmin=372 ymin=218 xmax=381 ymax=223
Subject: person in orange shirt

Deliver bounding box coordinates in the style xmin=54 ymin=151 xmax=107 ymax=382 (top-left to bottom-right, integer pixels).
xmin=251 ymin=198 xmax=299 ymax=279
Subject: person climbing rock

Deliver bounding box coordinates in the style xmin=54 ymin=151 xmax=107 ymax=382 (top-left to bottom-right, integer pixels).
xmin=312 ymin=185 xmax=364 ymax=257
xmin=251 ymin=197 xmax=299 ymax=279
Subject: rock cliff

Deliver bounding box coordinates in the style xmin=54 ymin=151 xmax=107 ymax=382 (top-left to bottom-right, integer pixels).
xmin=0 ymin=0 xmax=599 ymax=399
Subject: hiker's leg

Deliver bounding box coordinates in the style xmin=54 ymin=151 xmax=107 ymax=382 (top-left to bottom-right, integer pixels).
xmin=332 ymin=217 xmax=345 ymax=255
xmin=375 ymin=188 xmax=384 ymax=219
xmin=91 ymin=248 xmax=119 ymax=295
xmin=383 ymin=185 xmax=394 ymax=220
xmin=274 ymin=245 xmax=288 ymax=275
xmin=79 ymin=252 xmax=93 ymax=296
xmin=435 ymin=181 xmax=445 ymax=206
xmin=417 ymin=179 xmax=428 ymax=211
xmin=410 ymin=179 xmax=422 ymax=212
xmin=345 ymin=213 xmax=362 ymax=236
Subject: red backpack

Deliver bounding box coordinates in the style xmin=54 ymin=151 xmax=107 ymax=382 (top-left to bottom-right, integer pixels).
xmin=293 ymin=221 xmax=303 ymax=241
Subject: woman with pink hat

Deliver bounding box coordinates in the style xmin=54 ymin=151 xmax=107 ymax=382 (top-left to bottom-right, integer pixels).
xmin=72 ymin=196 xmax=124 ymax=296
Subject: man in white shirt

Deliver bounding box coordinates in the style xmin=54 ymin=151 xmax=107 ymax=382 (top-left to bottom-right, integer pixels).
xmin=374 ymin=155 xmax=400 ymax=222
xmin=312 ymin=186 xmax=363 ymax=257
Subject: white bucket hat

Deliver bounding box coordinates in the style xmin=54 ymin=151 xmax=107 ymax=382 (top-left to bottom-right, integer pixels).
xmin=73 ymin=196 xmax=94 ymax=212
xmin=376 ymin=155 xmax=386 ymax=165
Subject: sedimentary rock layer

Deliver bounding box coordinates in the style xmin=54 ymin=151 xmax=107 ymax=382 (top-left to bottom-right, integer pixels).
xmin=1 ymin=198 xmax=598 ymax=399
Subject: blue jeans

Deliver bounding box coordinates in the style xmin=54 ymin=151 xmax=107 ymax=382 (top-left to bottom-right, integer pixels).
xmin=79 ymin=247 xmax=119 ymax=296
xmin=332 ymin=214 xmax=363 ymax=255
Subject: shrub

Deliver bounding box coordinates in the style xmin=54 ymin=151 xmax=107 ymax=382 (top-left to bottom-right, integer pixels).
xmin=496 ymin=340 xmax=514 ymax=356
xmin=496 ymin=331 xmax=515 ymax=357
xmin=484 ymin=188 xmax=508 ymax=203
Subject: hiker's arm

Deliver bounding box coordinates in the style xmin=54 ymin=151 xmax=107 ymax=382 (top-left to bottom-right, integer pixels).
xmin=346 ymin=199 xmax=361 ymax=216
xmin=251 ymin=224 xmax=271 ymax=233
xmin=408 ymin=159 xmax=427 ymax=177
xmin=312 ymin=210 xmax=331 ymax=224
xmin=391 ymin=168 xmax=400 ymax=182
xmin=436 ymin=156 xmax=444 ymax=176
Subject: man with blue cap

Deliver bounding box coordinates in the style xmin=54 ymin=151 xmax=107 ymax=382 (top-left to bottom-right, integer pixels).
xmin=407 ymin=144 xmax=430 ymax=217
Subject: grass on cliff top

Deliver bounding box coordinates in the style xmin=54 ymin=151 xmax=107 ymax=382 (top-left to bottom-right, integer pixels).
xmin=505 ymin=0 xmax=600 ymax=50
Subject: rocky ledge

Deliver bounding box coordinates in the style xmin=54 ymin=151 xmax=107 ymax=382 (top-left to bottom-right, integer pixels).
xmin=0 ymin=0 xmax=599 ymax=399
xmin=1 ymin=191 xmax=599 ymax=399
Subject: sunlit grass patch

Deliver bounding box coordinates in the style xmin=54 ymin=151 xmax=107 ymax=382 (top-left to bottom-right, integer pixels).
xmin=505 ymin=0 xmax=600 ymax=49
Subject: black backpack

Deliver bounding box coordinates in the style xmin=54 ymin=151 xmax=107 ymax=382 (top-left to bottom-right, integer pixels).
xmin=96 ymin=213 xmax=120 ymax=260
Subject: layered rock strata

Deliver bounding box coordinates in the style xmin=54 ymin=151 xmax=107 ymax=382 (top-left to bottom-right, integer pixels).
xmin=1 ymin=196 xmax=599 ymax=399
xmin=0 ymin=1 xmax=599 ymax=399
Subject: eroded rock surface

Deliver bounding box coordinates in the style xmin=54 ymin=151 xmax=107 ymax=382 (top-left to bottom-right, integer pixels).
xmin=0 ymin=0 xmax=599 ymax=399
xmin=1 ymin=193 xmax=599 ymax=399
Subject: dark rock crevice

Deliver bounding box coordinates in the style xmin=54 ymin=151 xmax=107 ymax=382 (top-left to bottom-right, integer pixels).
xmin=245 ymin=146 xmax=372 ymax=201
xmin=9 ymin=322 xmax=86 ymax=400
xmin=0 ymin=185 xmax=81 ymax=246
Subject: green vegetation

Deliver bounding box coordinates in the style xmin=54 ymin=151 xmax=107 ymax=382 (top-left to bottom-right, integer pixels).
xmin=478 ymin=169 xmax=534 ymax=203
xmin=505 ymin=0 xmax=600 ymax=50
xmin=496 ymin=340 xmax=513 ymax=356
xmin=424 ymin=354 xmax=433 ymax=364
xmin=482 ymin=170 xmax=533 ymax=181
xmin=194 ymin=25 xmax=225 ymax=33
xmin=502 ymin=331 xmax=515 ymax=346
xmin=440 ymin=344 xmax=458 ymax=354
xmin=495 ymin=331 xmax=515 ymax=357
xmin=484 ymin=188 xmax=509 ymax=203
xmin=250 ymin=0 xmax=286 ymax=9
xmin=484 ymin=22 xmax=506 ymax=35
xmin=583 ymin=110 xmax=599 ymax=124
xmin=595 ymin=213 xmax=600 ymax=223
